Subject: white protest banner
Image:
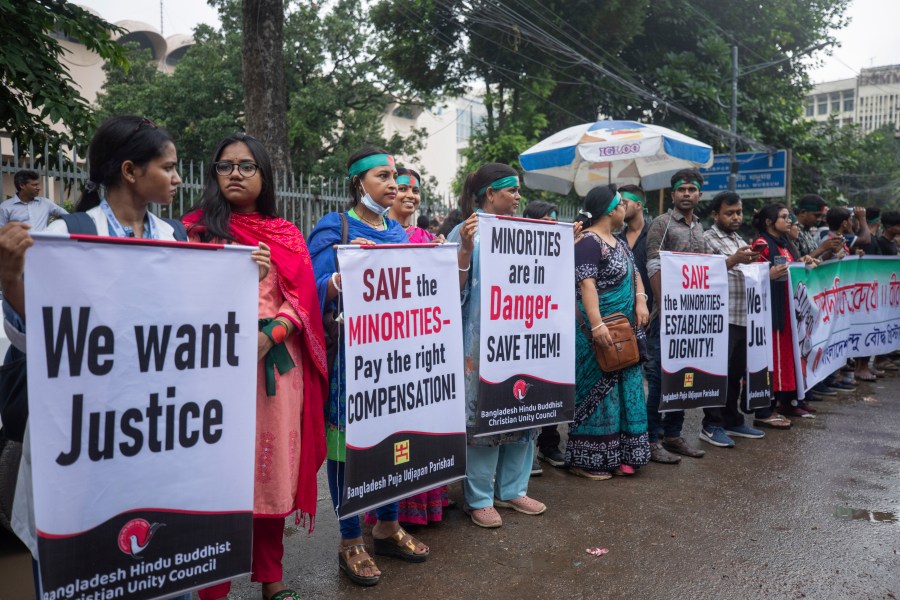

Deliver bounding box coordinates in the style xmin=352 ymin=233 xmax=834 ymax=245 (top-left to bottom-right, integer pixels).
xmin=336 ymin=243 xmax=466 ymax=518
xmin=736 ymin=262 xmax=773 ymax=411
xmin=475 ymin=214 xmax=575 ymax=436
xmin=26 ymin=234 xmax=258 ymax=600
xmin=790 ymin=256 xmax=900 ymax=391
xmin=659 ymin=251 xmax=729 ymax=411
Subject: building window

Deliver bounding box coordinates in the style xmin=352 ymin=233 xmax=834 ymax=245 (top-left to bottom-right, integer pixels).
xmin=456 ymin=108 xmax=471 ymax=144
xmin=817 ymin=94 xmax=828 ymax=115
xmin=843 ymin=91 xmax=854 ymax=112
xmin=830 ymin=92 xmax=841 ymax=112
xmin=805 ymin=98 xmax=814 ymax=117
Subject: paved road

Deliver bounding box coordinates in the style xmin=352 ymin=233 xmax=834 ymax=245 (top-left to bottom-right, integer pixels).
xmin=2 ymin=376 xmax=898 ymax=599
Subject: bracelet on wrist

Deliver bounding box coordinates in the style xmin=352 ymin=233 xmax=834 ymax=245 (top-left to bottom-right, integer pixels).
xmin=458 ymin=263 xmax=471 ymax=272
xmin=590 ymin=322 xmax=606 ymax=331
xmin=636 ymin=292 xmax=648 ymax=300
xmin=331 ymin=272 xmax=343 ymax=293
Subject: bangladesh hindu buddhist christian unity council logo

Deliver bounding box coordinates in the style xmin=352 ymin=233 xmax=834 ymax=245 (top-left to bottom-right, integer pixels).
xmin=513 ymin=379 xmax=533 ymax=401
xmin=118 ymin=518 xmax=165 ymax=560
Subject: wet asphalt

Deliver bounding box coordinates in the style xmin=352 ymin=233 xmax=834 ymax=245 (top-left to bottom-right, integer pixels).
xmin=1 ymin=375 xmax=898 ymax=600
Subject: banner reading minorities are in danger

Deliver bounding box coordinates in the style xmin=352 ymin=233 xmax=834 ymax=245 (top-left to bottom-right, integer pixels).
xmin=336 ymin=243 xmax=466 ymax=518
xmin=23 ymin=234 xmax=258 ymax=600
xmin=475 ymin=214 xmax=575 ymax=436
xmin=659 ymin=251 xmax=728 ymax=411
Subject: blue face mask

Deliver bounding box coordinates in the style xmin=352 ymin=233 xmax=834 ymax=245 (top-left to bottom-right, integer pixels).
xmin=360 ymin=185 xmax=390 ymax=217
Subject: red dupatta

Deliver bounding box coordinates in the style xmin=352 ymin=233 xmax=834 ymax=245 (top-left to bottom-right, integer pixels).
xmin=182 ymin=210 xmax=327 ymax=529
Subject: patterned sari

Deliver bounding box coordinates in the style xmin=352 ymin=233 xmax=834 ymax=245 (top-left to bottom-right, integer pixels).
xmin=566 ymin=233 xmax=650 ymax=471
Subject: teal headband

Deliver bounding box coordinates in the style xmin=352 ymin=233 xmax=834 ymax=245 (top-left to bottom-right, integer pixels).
xmin=621 ymin=191 xmax=645 ymax=206
xmin=672 ymin=179 xmax=702 ymax=191
xmin=478 ymin=175 xmax=519 ymax=197
xmin=348 ymin=154 xmax=395 ymax=178
xmin=396 ymin=175 xmax=418 ymax=187
xmin=869 ymin=216 xmax=881 ymax=224
xmin=603 ymin=192 xmax=622 ymax=216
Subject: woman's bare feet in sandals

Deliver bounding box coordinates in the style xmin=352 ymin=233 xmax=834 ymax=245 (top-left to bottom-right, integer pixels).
xmin=341 ymin=538 xmax=381 ymax=578
xmin=372 ymin=520 xmax=428 ymax=556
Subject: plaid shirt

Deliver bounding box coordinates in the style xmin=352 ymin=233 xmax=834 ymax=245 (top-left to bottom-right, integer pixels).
xmin=703 ymin=224 xmax=746 ymax=327
xmin=796 ymin=225 xmax=819 ymax=257
xmin=646 ymin=209 xmax=707 ymax=320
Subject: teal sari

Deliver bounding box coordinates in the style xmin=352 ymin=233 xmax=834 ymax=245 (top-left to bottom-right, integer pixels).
xmin=567 ymin=234 xmax=650 ymax=471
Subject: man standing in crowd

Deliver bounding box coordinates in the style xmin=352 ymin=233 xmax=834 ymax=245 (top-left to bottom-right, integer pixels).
xmin=644 ymin=170 xmax=744 ymax=462
xmin=617 ymin=184 xmax=653 ymax=318
xmin=0 ymin=170 xmax=68 ymax=231
xmin=701 ymin=191 xmax=768 ymax=446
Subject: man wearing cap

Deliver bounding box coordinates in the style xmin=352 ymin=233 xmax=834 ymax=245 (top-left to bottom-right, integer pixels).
xmin=644 ymin=170 xmax=756 ymax=462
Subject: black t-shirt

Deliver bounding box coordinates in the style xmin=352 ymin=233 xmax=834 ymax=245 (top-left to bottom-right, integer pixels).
xmin=864 ymin=235 xmax=899 ymax=256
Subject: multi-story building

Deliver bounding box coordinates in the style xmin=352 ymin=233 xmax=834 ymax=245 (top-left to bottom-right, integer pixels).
xmin=804 ymin=64 xmax=900 ymax=135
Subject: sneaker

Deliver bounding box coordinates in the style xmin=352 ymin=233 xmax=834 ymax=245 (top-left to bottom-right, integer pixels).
xmin=537 ymin=447 xmax=566 ymax=467
xmin=831 ymin=381 xmax=856 ymax=393
xmin=649 ymin=442 xmax=681 ymax=464
xmin=812 ymin=382 xmax=838 ymax=397
xmin=698 ymin=427 xmax=735 ymax=448
xmin=662 ymin=436 xmax=706 ymax=457
xmin=723 ymin=424 xmax=765 ymax=439
xmin=530 ymin=458 xmax=543 ymax=477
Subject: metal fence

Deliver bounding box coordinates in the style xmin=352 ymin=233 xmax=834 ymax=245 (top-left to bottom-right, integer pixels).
xmin=1 ymin=137 xmax=575 ymax=233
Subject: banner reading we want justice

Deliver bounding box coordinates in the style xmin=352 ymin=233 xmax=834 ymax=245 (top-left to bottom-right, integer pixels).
xmin=24 ymin=234 xmax=258 ymax=600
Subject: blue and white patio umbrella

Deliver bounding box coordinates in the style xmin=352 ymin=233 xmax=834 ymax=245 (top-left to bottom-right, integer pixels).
xmin=519 ymin=120 xmax=714 ymax=196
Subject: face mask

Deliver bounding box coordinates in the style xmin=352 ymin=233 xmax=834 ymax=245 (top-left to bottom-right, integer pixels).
xmin=360 ymin=184 xmax=389 ymax=217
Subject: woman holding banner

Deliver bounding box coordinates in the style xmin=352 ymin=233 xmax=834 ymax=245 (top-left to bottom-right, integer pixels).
xmin=1 ymin=115 xmax=235 ymax=600
xmin=568 ymin=185 xmax=650 ymax=480
xmin=308 ymin=147 xmax=430 ymax=586
xmin=183 ymin=133 xmax=327 ymax=600
xmin=447 ymin=163 xmax=546 ymax=528
xmin=750 ymin=203 xmax=816 ymax=424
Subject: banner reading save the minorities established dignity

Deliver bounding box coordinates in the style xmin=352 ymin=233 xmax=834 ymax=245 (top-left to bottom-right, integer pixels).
xmin=336 ymin=243 xmax=465 ymax=518
xmin=659 ymin=251 xmax=729 ymax=411
xmin=736 ymin=262 xmax=773 ymax=411
xmin=790 ymin=255 xmax=900 ymax=392
xmin=24 ymin=234 xmax=258 ymax=600
xmin=475 ymin=214 xmax=575 ymax=436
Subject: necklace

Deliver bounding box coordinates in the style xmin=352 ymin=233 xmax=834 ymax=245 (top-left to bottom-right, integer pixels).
xmin=361 ymin=216 xmax=383 ymax=229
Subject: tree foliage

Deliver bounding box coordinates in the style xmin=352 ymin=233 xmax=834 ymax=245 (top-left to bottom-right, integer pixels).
xmin=0 ymin=0 xmax=125 ymax=158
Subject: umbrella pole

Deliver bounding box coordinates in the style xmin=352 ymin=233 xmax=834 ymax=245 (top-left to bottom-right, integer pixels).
xmin=658 ymin=189 xmax=664 ymax=215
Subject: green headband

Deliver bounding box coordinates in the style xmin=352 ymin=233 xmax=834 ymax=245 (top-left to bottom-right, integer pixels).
xmin=478 ymin=175 xmax=519 ymax=197
xmin=621 ymin=191 xmax=645 ymax=206
xmin=603 ymin=192 xmax=622 ymax=216
xmin=869 ymin=216 xmax=881 ymax=224
xmin=396 ymin=175 xmax=418 ymax=187
xmin=348 ymin=154 xmax=395 ymax=178
xmin=672 ymin=179 xmax=702 ymax=191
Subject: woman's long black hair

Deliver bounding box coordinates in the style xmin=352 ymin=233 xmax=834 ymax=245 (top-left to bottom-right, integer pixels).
xmin=77 ymin=115 xmax=174 ymax=212
xmin=192 ymin=133 xmax=277 ymax=242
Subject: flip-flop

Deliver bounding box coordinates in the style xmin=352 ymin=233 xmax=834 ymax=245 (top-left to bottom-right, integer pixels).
xmin=753 ymin=415 xmax=792 ymax=429
xmin=373 ymin=527 xmax=429 ymax=562
xmin=264 ymin=591 xmax=302 ymax=600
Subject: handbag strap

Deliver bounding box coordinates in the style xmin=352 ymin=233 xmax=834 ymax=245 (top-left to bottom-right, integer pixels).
xmin=331 ymin=212 xmax=348 ymax=316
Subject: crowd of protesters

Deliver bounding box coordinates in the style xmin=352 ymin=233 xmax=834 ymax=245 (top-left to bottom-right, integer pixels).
xmin=0 ymin=116 xmax=898 ymax=599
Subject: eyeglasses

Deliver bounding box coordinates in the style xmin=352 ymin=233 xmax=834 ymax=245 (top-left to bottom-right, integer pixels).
xmin=214 ymin=161 xmax=259 ymax=177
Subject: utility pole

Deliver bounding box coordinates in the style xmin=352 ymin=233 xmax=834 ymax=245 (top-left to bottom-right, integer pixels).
xmin=728 ymin=45 xmax=738 ymax=191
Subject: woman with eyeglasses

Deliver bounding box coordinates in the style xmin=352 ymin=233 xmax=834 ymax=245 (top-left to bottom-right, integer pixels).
xmin=183 ymin=133 xmax=328 ymax=600
xmin=307 ymin=146 xmax=429 ymax=587
xmin=750 ymin=203 xmax=816 ymax=426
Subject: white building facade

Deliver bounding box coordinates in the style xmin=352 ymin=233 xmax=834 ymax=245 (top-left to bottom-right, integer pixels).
xmin=804 ymin=64 xmax=900 ymax=135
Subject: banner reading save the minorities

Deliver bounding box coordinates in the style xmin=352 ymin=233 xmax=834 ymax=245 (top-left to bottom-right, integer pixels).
xmin=659 ymin=251 xmax=729 ymax=411
xmin=336 ymin=243 xmax=466 ymax=518
xmin=475 ymin=214 xmax=575 ymax=436
xmin=736 ymin=262 xmax=773 ymax=411
xmin=790 ymin=255 xmax=900 ymax=392
xmin=25 ymin=234 xmax=258 ymax=600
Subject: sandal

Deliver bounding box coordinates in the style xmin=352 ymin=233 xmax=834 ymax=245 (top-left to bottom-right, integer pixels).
xmin=464 ymin=505 xmax=502 ymax=528
xmin=569 ymin=466 xmax=612 ymax=480
xmin=373 ymin=527 xmax=429 ymax=563
xmin=753 ymin=414 xmax=792 ymax=429
xmin=338 ymin=544 xmax=380 ymax=586
xmin=494 ymin=495 xmax=547 ymax=515
xmin=612 ymin=464 xmax=636 ymax=476
xmin=264 ymin=591 xmax=302 ymax=600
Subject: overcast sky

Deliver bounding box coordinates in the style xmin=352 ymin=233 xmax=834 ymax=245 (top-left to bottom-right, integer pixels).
xmin=77 ymin=0 xmax=899 ymax=84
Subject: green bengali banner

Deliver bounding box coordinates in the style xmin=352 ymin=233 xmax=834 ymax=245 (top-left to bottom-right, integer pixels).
xmin=788 ymin=256 xmax=900 ymax=391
